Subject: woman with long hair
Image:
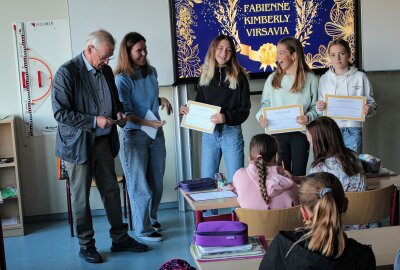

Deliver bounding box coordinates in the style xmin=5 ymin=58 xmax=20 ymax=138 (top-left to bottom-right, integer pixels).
xmin=114 ymin=32 xmax=172 ymax=242
xmin=180 ymin=34 xmax=251 ymax=183
xmin=256 ymin=37 xmax=318 ymax=176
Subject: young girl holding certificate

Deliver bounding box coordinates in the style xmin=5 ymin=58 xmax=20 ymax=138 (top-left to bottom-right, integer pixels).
xmin=180 ymin=34 xmax=251 ymax=183
xmin=316 ymin=38 xmax=377 ymax=154
xmin=259 ymin=172 xmax=375 ymax=270
xmin=256 ymin=37 xmax=318 ymax=176
xmin=233 ymin=134 xmax=299 ymax=210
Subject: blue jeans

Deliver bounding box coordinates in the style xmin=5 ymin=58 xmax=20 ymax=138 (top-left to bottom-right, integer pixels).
xmin=341 ymin=127 xmax=362 ymax=154
xmin=119 ymin=129 xmax=166 ymax=236
xmin=201 ymin=125 xmax=244 ymax=183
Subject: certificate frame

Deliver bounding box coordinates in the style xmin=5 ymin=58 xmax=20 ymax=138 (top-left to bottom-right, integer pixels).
xmin=181 ymin=100 xmax=221 ymax=134
xmin=324 ymin=95 xmax=366 ymax=121
xmin=263 ymin=104 xmax=305 ymax=134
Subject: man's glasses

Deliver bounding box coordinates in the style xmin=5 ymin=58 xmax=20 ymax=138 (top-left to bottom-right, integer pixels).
xmin=92 ymin=46 xmax=115 ymax=62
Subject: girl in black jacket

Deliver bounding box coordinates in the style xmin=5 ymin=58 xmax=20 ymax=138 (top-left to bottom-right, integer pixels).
xmin=259 ymin=172 xmax=375 ymax=270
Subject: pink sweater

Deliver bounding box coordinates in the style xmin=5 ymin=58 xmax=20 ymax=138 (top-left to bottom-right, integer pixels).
xmin=233 ymin=164 xmax=299 ymax=210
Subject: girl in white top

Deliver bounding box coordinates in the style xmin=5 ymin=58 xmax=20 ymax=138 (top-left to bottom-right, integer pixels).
xmin=316 ymin=38 xmax=377 ymax=154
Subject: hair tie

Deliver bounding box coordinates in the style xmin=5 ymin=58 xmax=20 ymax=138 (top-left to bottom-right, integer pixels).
xmin=319 ymin=188 xmax=333 ymax=198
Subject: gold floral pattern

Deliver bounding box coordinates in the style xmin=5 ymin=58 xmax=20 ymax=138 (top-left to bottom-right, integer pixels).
xmin=295 ymin=0 xmax=320 ymax=47
xmin=175 ymin=0 xmax=203 ymax=78
xmin=213 ymin=0 xmax=241 ymax=51
xmin=325 ymin=3 xmax=355 ymax=62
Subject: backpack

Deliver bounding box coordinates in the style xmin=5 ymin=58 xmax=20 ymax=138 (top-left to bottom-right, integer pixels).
xmin=158 ymin=259 xmax=196 ymax=270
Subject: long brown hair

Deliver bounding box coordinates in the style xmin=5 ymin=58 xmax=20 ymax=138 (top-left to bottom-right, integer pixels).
xmin=199 ymin=34 xmax=248 ymax=89
xmin=292 ymin=172 xmax=346 ymax=258
xmin=307 ymin=117 xmax=360 ymax=176
xmin=249 ymin=134 xmax=279 ymax=205
xmin=272 ymin=37 xmax=311 ymax=93
xmin=114 ymin=32 xmax=151 ymax=78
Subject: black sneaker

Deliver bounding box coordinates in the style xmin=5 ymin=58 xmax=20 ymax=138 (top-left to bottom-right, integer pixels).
xmin=152 ymin=222 xmax=162 ymax=232
xmin=138 ymin=231 xmax=163 ymax=242
xmin=79 ymin=246 xmax=103 ymax=263
xmin=111 ymin=237 xmax=149 ymax=252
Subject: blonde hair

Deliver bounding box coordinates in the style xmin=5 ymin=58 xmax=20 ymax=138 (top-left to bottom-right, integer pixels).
xmin=272 ymin=37 xmax=311 ymax=93
xmin=114 ymin=32 xmax=151 ymax=79
xmin=249 ymin=134 xmax=279 ymax=205
xmin=290 ymin=172 xmax=346 ymax=258
xmin=199 ymin=34 xmax=248 ymax=89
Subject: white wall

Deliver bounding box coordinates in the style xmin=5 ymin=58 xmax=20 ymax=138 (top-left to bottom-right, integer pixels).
xmin=0 ymin=0 xmax=399 ymax=218
xmin=361 ymin=0 xmax=400 ymax=71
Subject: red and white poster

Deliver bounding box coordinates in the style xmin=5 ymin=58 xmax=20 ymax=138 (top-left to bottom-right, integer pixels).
xmin=13 ymin=20 xmax=72 ymax=136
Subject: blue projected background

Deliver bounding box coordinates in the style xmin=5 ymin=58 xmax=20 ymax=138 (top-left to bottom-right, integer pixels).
xmin=171 ymin=0 xmax=357 ymax=84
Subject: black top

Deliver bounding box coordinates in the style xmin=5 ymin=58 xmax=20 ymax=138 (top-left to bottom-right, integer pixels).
xmin=259 ymin=230 xmax=376 ymax=270
xmin=196 ymin=67 xmax=251 ymax=126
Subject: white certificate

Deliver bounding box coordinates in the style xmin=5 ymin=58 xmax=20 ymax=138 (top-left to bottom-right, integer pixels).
xmin=324 ymin=95 xmax=366 ymax=121
xmin=187 ymin=190 xmax=237 ymax=201
xmin=263 ymin=104 xmax=305 ymax=134
xmin=181 ymin=100 xmax=221 ymax=134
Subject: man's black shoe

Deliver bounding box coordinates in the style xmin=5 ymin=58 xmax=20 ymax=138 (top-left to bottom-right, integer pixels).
xmin=111 ymin=237 xmax=149 ymax=252
xmin=79 ymin=246 xmax=103 ymax=263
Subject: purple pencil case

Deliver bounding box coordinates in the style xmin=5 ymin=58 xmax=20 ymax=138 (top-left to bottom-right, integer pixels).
xmin=194 ymin=221 xmax=248 ymax=247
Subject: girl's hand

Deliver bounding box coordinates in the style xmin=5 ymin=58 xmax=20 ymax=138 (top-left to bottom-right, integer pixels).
xmin=160 ymin=97 xmax=173 ymax=115
xmin=179 ymin=105 xmax=189 ymax=115
xmin=363 ymin=104 xmax=370 ymax=116
xmin=259 ymin=116 xmax=268 ymax=128
xmin=316 ymin=101 xmax=327 ymax=111
xmin=296 ymin=115 xmax=309 ymax=125
xmin=211 ymin=113 xmax=225 ymax=124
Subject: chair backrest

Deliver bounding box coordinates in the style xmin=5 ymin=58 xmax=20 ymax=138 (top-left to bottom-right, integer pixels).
xmin=235 ymin=206 xmax=303 ymax=240
xmin=57 ymin=158 xmax=68 ymax=180
xmin=343 ymin=185 xmax=394 ymax=225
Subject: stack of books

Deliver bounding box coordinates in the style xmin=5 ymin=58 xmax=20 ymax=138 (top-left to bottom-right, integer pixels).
xmin=191 ymin=236 xmax=267 ymax=261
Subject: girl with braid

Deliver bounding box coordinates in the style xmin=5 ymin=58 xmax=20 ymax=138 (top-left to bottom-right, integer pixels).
xmin=233 ymin=134 xmax=299 ymax=210
xmin=259 ymin=172 xmax=375 ymax=270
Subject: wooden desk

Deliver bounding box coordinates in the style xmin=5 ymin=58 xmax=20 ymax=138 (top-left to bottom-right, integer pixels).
xmin=366 ymin=174 xmax=400 ymax=189
xmin=347 ymin=225 xmax=400 ymax=267
xmin=180 ymin=189 xmax=239 ymax=225
xmin=190 ymin=245 xmax=262 ymax=270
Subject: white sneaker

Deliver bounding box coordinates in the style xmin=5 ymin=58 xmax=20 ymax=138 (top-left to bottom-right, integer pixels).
xmin=139 ymin=232 xmax=163 ymax=242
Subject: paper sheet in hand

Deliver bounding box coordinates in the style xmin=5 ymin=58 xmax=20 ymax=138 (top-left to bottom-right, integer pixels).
xmin=188 ymin=190 xmax=237 ymax=201
xmin=140 ymin=110 xmax=158 ymax=139
xmin=181 ymin=100 xmax=221 ymax=134
xmin=324 ymin=95 xmax=366 ymax=121
xmin=263 ymin=104 xmax=305 ymax=134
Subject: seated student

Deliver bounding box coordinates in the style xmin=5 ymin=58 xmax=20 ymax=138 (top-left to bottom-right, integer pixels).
xmin=259 ymin=172 xmax=376 ymax=270
xmin=306 ymin=117 xmax=366 ymax=192
xmin=233 ymin=134 xmax=299 ymax=210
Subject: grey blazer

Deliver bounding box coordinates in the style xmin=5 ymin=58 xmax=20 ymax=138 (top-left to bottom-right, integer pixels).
xmin=52 ymin=54 xmax=124 ymax=164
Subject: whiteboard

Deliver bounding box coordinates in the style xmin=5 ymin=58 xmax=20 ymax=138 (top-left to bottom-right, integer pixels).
xmin=67 ymin=0 xmax=174 ymax=86
xmin=361 ymin=0 xmax=400 ymax=71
